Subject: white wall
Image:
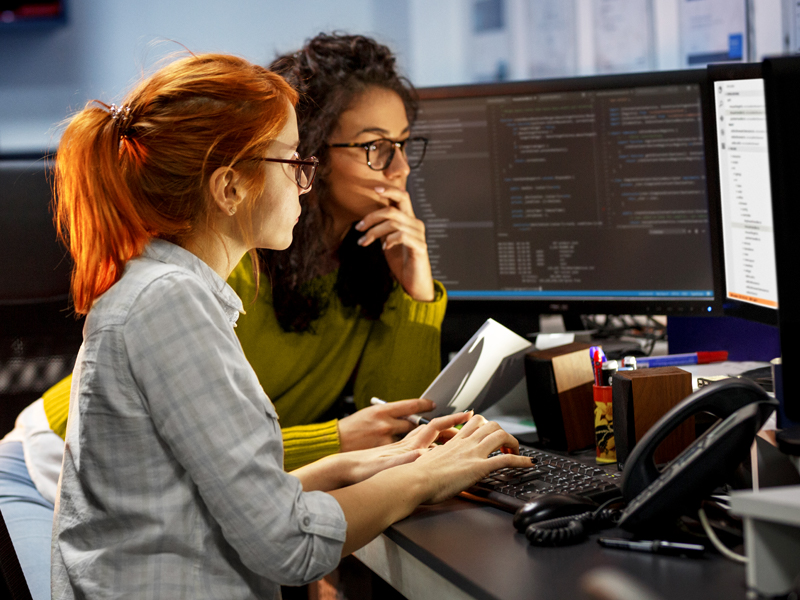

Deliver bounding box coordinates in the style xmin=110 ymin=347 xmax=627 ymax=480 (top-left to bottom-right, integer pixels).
xmin=405 ymin=0 xmax=786 ymax=87
xmin=0 ymin=0 xmax=790 ymax=152
xmin=0 ymin=0 xmax=371 ymax=153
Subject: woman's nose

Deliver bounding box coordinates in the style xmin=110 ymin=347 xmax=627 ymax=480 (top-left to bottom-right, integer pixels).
xmin=385 ymin=145 xmax=411 ymax=179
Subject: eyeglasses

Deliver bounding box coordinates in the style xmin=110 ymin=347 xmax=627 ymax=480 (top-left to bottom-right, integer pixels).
xmin=328 ymin=137 xmax=428 ymax=171
xmin=249 ymin=155 xmax=319 ymax=190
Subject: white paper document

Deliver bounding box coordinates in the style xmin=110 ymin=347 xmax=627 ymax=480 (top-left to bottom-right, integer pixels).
xmin=422 ymin=319 xmax=533 ymax=418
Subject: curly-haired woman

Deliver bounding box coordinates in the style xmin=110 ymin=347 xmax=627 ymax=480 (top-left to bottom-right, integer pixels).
xmin=229 ymin=32 xmax=447 ymax=468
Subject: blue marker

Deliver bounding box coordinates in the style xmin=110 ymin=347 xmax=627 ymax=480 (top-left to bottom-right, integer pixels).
xmin=637 ymin=351 xmax=728 ymax=368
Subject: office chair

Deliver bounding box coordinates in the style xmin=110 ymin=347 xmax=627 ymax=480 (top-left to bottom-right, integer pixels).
xmin=0 ymin=156 xmax=82 ymax=436
xmin=0 ymin=509 xmax=33 ymax=600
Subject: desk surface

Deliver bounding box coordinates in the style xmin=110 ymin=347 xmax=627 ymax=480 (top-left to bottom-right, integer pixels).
xmin=354 ymin=359 xmax=767 ymax=600
xmin=357 ymin=497 xmax=748 ymax=600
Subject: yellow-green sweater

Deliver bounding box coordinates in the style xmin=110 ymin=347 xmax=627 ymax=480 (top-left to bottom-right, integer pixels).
xmin=43 ymin=254 xmax=447 ymax=471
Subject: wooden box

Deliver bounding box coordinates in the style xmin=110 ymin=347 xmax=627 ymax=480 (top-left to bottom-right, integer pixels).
xmin=612 ymin=366 xmax=694 ymax=470
xmin=524 ymin=342 xmax=595 ymax=452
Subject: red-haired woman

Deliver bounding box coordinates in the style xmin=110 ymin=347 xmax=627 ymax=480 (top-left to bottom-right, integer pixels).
xmin=46 ymin=53 xmax=528 ymax=598
xmin=1 ymin=34 xmax=445 ymax=600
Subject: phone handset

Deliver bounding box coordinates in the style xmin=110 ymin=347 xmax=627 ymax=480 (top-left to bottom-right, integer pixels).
xmin=618 ymin=377 xmax=777 ymax=531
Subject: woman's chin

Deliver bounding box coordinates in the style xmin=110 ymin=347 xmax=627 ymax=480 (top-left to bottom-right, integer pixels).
xmin=260 ymin=233 xmax=294 ymax=252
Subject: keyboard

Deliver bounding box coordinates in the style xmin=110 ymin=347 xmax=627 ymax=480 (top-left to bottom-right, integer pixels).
xmin=463 ymin=444 xmax=624 ymax=512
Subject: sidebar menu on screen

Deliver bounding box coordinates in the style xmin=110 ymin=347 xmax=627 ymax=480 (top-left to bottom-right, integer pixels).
xmin=715 ymin=78 xmax=778 ymax=309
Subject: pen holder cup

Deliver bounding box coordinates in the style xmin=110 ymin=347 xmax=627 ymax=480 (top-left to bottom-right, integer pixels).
xmin=593 ymin=385 xmax=616 ymax=464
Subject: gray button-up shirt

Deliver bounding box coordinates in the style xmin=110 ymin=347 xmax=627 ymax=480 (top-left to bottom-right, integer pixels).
xmin=52 ymin=239 xmax=347 ymax=599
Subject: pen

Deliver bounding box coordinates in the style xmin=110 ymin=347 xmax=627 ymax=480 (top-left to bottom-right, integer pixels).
xmin=370 ymin=397 xmax=431 ymax=426
xmin=589 ymin=346 xmax=602 ymax=368
xmin=636 ymin=351 xmax=728 ymax=369
xmin=591 ymin=347 xmax=605 ymax=386
xmin=598 ymin=537 xmax=705 ymax=557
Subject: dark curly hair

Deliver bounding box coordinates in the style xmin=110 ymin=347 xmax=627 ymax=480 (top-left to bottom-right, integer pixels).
xmin=260 ymin=33 xmax=419 ymax=332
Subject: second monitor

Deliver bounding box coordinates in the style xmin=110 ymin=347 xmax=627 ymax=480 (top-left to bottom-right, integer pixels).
xmin=408 ymin=69 xmax=722 ymax=318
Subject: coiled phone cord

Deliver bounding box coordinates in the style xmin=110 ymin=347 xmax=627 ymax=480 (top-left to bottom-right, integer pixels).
xmin=525 ymin=498 xmax=622 ymax=546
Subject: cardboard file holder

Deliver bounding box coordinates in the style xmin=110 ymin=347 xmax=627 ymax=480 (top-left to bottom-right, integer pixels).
xmin=524 ymin=342 xmax=595 ymax=452
xmin=611 ymin=366 xmax=694 ymax=470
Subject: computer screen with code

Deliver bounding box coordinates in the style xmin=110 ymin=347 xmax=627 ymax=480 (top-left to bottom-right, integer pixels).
xmin=409 ymin=70 xmax=721 ymax=316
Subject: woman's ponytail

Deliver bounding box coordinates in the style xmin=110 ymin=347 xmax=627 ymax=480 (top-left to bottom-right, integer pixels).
xmin=55 ymin=102 xmax=149 ymax=315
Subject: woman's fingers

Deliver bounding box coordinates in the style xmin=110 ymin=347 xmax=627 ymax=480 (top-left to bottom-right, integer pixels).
xmin=428 ymin=411 xmax=473 ymax=430
xmin=382 ymin=398 xmax=435 ymax=418
xmin=450 ymin=412 xmax=487 ymax=439
xmin=487 ymin=452 xmax=535 ymax=470
xmin=476 ymin=427 xmax=521 ymax=456
xmin=447 ymin=415 xmax=521 ymax=455
xmin=353 ymin=188 xmax=435 ymax=302
xmin=412 ymin=417 xmax=533 ymax=504
xmin=404 ymin=412 xmax=472 ymax=447
xmin=337 ymin=404 xmax=419 ymax=451
xmin=356 ymin=208 xmax=425 ymax=249
xmin=374 ymin=184 xmax=414 ymax=215
xmin=381 ymin=229 xmax=429 ymax=254
xmin=432 ymin=427 xmax=460 ymax=443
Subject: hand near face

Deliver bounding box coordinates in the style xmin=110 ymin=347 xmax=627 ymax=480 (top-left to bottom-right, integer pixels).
xmin=326 ymin=86 xmax=437 ymax=303
xmin=354 ymin=185 xmax=435 ymax=302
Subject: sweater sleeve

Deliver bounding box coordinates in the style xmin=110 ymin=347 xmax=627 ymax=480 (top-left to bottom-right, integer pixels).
xmin=353 ymin=280 xmax=447 ymax=410
xmin=42 ymin=374 xmax=72 ymax=440
xmin=281 ymin=420 xmax=341 ymax=472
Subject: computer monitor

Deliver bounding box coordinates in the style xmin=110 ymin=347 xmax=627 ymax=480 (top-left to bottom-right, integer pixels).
xmin=763 ymin=55 xmax=800 ymax=423
xmin=408 ymin=69 xmax=723 ymax=330
xmin=0 ymin=156 xmax=70 ymax=305
xmin=706 ymin=63 xmax=778 ymax=327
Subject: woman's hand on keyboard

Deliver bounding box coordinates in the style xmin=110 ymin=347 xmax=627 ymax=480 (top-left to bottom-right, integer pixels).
xmin=338 ymin=411 xmax=474 ymax=486
xmin=412 ymin=414 xmax=533 ymax=505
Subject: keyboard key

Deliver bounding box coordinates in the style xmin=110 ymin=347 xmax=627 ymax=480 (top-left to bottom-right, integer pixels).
xmin=517 ymin=470 xmax=545 ymax=483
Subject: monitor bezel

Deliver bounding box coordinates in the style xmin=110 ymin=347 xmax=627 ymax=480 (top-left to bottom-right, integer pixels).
xmin=763 ymin=55 xmax=800 ymax=422
xmin=705 ymin=62 xmax=778 ymax=327
xmin=412 ymin=68 xmax=725 ymax=319
xmin=0 ymin=1 xmax=67 ymax=29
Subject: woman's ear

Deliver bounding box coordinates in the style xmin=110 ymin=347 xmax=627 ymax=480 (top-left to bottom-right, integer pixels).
xmin=209 ymin=166 xmax=245 ymax=216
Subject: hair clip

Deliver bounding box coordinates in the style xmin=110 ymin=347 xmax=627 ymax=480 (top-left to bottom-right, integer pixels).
xmin=109 ymin=104 xmax=132 ymax=125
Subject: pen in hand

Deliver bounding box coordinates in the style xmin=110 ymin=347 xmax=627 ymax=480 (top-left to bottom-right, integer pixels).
xmin=370 ymin=397 xmax=431 ymax=426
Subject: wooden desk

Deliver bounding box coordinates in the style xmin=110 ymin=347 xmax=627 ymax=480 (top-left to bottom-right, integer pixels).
xmin=355 ymin=497 xmax=748 ymax=600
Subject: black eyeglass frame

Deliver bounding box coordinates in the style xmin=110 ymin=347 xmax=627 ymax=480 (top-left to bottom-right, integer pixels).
xmin=328 ymin=137 xmax=428 ymax=171
xmin=247 ymin=156 xmax=319 ymax=190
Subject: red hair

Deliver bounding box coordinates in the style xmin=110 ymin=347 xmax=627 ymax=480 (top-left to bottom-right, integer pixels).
xmin=54 ymin=53 xmax=298 ymax=315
